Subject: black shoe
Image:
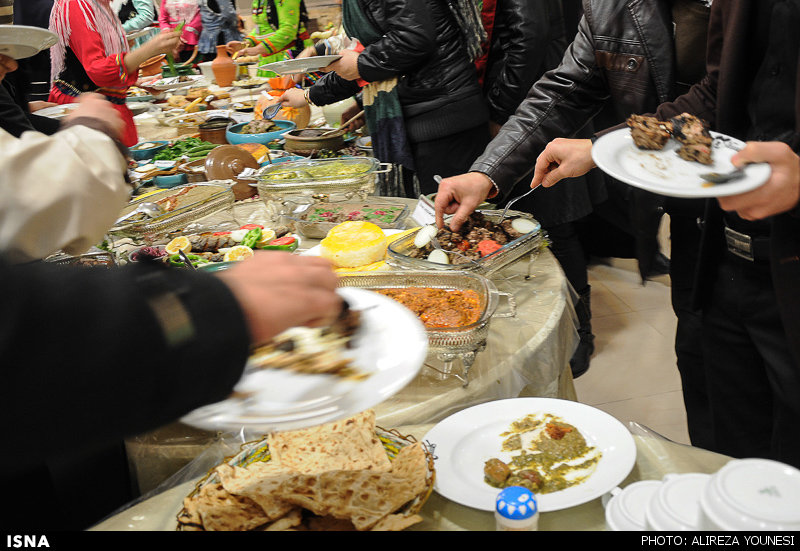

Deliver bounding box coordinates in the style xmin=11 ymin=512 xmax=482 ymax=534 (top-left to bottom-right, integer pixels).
xmin=570 ymin=285 xmax=594 ymax=378
xmin=570 ymin=332 xmax=595 ymax=378
xmin=646 ymin=252 xmax=671 ymax=278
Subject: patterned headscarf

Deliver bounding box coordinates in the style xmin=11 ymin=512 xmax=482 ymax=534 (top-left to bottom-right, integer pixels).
xmin=49 ymin=0 xmax=129 ymax=83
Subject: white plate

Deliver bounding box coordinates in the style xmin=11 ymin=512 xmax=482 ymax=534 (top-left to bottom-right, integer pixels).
xmin=180 ymin=287 xmax=427 ymax=432
xmin=0 ymin=25 xmax=58 ymax=60
xmin=260 ymin=55 xmax=342 ymax=75
xmin=592 ymin=128 xmax=771 ymax=198
xmin=35 ymin=103 xmax=79 ymax=119
xmin=150 ymin=75 xmax=208 ymax=91
xmin=423 ymin=398 xmax=637 ymax=512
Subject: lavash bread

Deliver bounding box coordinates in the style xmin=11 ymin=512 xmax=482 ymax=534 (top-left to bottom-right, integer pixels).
xmin=268 ymin=410 xmax=392 ymax=473
xmin=180 ymin=409 xmax=428 ymax=531
xmin=319 ymin=221 xmax=387 ymax=268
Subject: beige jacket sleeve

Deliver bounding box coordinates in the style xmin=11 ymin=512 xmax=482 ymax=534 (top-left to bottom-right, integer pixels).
xmin=0 ymin=125 xmax=131 ymax=263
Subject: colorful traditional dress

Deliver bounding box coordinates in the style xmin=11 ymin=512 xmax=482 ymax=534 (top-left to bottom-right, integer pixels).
xmin=49 ymin=0 xmax=140 ymax=146
xmin=159 ymin=0 xmax=202 ymax=53
xmin=245 ymin=0 xmax=311 ymax=77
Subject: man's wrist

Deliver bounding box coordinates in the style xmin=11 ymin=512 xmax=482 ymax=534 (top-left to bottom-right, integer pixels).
xmin=475 ymin=172 xmax=500 ymax=199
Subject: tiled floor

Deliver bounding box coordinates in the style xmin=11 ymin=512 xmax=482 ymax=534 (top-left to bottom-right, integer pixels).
xmin=572 ymin=218 xmax=692 ymax=445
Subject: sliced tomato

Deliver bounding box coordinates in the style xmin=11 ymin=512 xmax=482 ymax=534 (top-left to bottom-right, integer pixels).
xmin=239 ymin=224 xmax=264 ymax=230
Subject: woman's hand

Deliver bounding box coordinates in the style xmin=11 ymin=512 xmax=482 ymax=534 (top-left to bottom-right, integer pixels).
xmin=146 ymin=29 xmax=183 ymax=57
xmin=279 ymin=87 xmax=308 ymax=108
xmin=322 ymin=49 xmax=361 ymax=81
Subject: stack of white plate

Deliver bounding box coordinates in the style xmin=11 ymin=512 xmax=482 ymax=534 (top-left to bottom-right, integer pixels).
xmin=605 ymin=458 xmax=800 ymax=531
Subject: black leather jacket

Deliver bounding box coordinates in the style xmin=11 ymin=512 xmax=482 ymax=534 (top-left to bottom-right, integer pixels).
xmin=481 ymin=0 xmax=567 ymax=126
xmin=472 ymin=0 xmax=680 ymax=194
xmin=308 ymin=0 xmax=488 ymax=143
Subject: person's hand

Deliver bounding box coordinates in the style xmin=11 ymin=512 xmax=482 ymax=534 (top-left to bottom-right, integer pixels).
xmin=716 ymin=141 xmax=800 ymax=220
xmin=146 ymin=29 xmax=183 ymax=57
xmin=217 ymin=252 xmax=342 ymax=346
xmin=236 ymin=44 xmax=266 ymax=58
xmin=530 ymin=138 xmax=595 ymax=188
xmin=279 ymin=87 xmax=308 ymax=108
xmin=226 ymin=40 xmax=244 ymax=55
xmin=64 ymin=93 xmax=125 ymax=140
xmin=340 ymin=102 xmax=364 ymax=132
xmin=292 ymin=46 xmax=318 ymax=83
xmin=322 ymin=49 xmax=360 ymax=81
xmin=489 ymin=120 xmax=503 ymax=138
xmin=0 ymin=54 xmax=18 ymax=82
xmin=434 ymin=172 xmax=495 ymax=231
xmin=28 ymin=101 xmax=57 ymax=113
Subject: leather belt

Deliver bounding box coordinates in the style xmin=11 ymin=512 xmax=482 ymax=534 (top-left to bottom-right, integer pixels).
xmin=724 ymin=224 xmax=771 ymax=262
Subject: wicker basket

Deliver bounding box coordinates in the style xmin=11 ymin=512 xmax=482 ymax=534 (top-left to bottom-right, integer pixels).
xmin=176 ymin=426 xmax=435 ymax=531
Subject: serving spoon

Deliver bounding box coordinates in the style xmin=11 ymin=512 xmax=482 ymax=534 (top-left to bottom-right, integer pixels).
xmin=319 ymin=110 xmax=365 ymax=137
xmin=113 ymin=202 xmax=164 ymax=226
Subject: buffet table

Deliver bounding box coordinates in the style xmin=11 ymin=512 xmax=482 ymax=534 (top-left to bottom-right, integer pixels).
xmin=96 ymin=424 xmax=732 ymax=531
xmin=122 ymin=196 xmax=580 ymax=494
xmin=122 ymin=107 xmax=580 ymax=495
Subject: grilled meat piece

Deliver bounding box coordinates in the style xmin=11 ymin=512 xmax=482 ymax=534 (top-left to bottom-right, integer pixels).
xmin=627 ymin=114 xmax=671 ymax=150
xmin=484 ymin=458 xmax=511 ymax=486
xmin=670 ymin=113 xmax=713 ymax=165
xmin=189 ymin=233 xmax=238 ymax=252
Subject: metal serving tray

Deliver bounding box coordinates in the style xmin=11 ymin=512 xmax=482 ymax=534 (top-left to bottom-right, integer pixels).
xmin=386 ymin=210 xmax=543 ymax=276
xmin=337 ymin=270 xmax=516 ymax=385
xmin=284 ymin=200 xmax=410 ymax=239
xmin=110 ymin=183 xmax=235 ymax=241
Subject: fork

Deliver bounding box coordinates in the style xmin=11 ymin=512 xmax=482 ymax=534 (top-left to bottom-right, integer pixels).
xmin=699 ymin=162 xmax=762 ymax=184
xmin=498 ymin=184 xmax=540 ymax=223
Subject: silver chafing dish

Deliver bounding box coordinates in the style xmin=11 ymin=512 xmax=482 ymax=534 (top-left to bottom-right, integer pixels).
xmin=110 ymin=183 xmax=235 ymax=241
xmin=337 ymin=270 xmax=516 ymax=386
xmin=386 ymin=210 xmax=545 ymax=276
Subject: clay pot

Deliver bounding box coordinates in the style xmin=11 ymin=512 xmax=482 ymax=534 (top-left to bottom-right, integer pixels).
xmin=211 ymin=45 xmax=236 ymax=87
xmin=140 ymin=54 xmax=166 ymax=77
xmin=199 ymin=117 xmax=233 ymax=145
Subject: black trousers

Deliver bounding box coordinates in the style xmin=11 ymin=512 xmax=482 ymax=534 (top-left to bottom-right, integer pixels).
xmin=411 ymin=124 xmax=492 ymax=196
xmin=668 ymin=214 xmax=713 ymax=450
xmin=702 ymin=251 xmax=800 ymax=468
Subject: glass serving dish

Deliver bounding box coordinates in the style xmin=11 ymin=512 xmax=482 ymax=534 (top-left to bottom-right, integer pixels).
xmin=284 ymin=200 xmax=410 ymax=239
xmin=110 ymin=183 xmax=235 ymax=241
xmin=255 ymin=157 xmax=392 ymax=214
xmin=386 ymin=210 xmax=543 ymax=276
xmin=337 ymin=270 xmax=516 ymax=385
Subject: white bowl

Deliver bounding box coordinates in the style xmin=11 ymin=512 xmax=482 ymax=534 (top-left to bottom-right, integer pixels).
xmin=197 ymin=61 xmax=214 ymax=80
xmin=645 ymin=473 xmax=710 ymax=531
xmin=699 ymin=458 xmax=800 ymax=531
xmin=605 ymin=480 xmax=663 ymax=531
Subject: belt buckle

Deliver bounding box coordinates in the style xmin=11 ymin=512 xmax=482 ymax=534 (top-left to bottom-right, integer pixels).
xmin=724 ymin=226 xmax=755 ymax=261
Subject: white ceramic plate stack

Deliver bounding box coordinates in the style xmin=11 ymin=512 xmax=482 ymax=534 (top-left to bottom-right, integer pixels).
xmin=645 ymin=473 xmax=711 ymax=531
xmin=699 ymin=458 xmax=800 ymax=531
xmin=604 ymin=480 xmax=663 ymax=531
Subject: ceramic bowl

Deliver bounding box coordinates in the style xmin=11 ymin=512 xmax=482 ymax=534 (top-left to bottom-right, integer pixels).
xmin=153 ymin=173 xmax=189 ymax=189
xmin=129 ymin=140 xmax=169 ymax=161
xmin=226 ymin=120 xmax=296 ymax=146
xmin=699 ymin=458 xmax=800 ymax=531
